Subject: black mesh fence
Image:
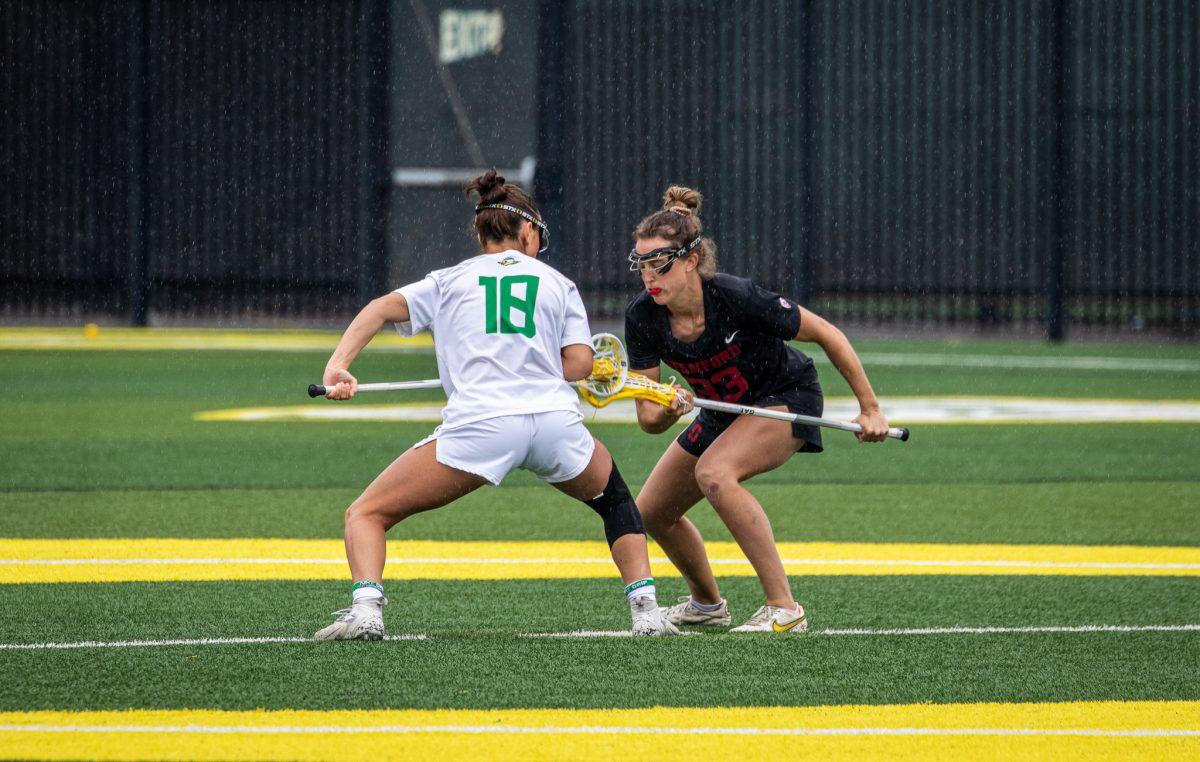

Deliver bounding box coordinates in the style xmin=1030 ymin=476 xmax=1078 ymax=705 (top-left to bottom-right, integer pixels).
xmin=2 ymin=0 xmax=1197 ymax=336
xmin=1064 ymin=0 xmax=1200 ymax=332
xmin=142 ymin=1 xmax=365 ymax=321
xmin=0 ymin=0 xmax=371 ymax=324
xmin=551 ymin=0 xmax=1200 ymax=336
xmin=0 ymin=1 xmax=132 ymax=319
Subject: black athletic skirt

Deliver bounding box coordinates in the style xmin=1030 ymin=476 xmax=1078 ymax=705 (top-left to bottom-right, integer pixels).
xmin=674 ymin=381 xmax=825 ymax=457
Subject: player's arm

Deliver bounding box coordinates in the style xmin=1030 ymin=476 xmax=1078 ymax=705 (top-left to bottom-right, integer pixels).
xmin=322 ymin=292 xmax=411 ymax=399
xmin=561 ymin=343 xmax=594 ymax=383
xmin=793 ymin=307 xmax=889 ymax=442
xmin=559 ymin=282 xmax=597 ymax=383
xmin=631 ymin=366 xmax=694 ymax=434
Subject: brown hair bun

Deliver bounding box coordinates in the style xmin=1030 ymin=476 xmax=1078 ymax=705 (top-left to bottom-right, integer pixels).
xmin=465 ymin=168 xmax=507 ymax=205
xmin=662 ymin=185 xmax=702 ymax=216
xmin=464 ymin=168 xmax=541 ymax=246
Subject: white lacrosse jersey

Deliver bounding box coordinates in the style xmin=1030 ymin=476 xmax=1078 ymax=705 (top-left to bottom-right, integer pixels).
xmin=394 ymin=250 xmax=592 ymax=430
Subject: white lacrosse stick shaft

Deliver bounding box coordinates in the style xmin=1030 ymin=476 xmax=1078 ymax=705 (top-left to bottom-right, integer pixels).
xmin=308 ymin=380 xmax=442 ymax=397
xmin=692 ymin=398 xmax=909 ymax=441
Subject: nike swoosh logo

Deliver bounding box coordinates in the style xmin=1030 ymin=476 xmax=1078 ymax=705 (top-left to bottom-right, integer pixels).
xmin=724 ymin=331 xmax=740 ymax=344
xmin=772 ymin=616 xmax=805 ymax=633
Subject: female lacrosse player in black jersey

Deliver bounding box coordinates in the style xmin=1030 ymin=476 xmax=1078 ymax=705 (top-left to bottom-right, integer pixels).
xmin=625 ymin=185 xmax=890 ymax=634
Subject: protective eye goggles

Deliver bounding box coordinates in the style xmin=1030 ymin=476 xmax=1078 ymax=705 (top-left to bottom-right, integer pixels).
xmin=475 ymin=203 xmax=550 ymax=253
xmin=627 ymin=236 xmax=702 ymax=275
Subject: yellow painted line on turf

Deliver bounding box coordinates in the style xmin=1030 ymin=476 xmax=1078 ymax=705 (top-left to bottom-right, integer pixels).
xmin=0 ymin=702 xmax=1196 ymax=761
xmin=2 ymin=539 xmax=1200 ymax=583
xmin=0 ymin=326 xmax=432 ymax=352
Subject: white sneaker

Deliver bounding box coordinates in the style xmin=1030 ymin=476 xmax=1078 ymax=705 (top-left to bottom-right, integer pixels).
xmin=661 ymin=596 xmax=732 ymax=627
xmin=313 ymin=600 xmax=386 ymax=641
xmin=729 ymin=604 xmax=808 ymax=634
xmin=630 ymin=597 xmax=681 ymax=636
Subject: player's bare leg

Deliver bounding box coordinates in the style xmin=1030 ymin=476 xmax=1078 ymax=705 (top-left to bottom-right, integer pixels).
xmin=636 ymin=442 xmax=723 ymax=606
xmin=553 ymin=438 xmax=678 ymax=635
xmin=316 ymin=441 xmax=486 ymax=641
xmin=694 ymin=410 xmax=800 ymax=611
xmin=344 ymin=440 xmax=487 ymax=583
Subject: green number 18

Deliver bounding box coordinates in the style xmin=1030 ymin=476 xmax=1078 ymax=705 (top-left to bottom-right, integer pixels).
xmin=478 ymin=275 xmax=540 ymax=338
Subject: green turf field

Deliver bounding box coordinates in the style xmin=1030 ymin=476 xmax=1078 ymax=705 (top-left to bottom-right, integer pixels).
xmin=1 ymin=329 xmax=1198 ymax=760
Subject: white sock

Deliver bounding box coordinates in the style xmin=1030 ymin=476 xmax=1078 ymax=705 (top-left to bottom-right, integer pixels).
xmin=352 ymin=580 xmax=385 ymax=606
xmin=625 ymin=578 xmax=657 ymax=610
xmin=690 ymin=597 xmax=723 ymax=612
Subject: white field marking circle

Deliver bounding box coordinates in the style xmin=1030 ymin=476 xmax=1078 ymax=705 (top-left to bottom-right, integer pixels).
xmin=5 ymin=557 xmax=1200 ymax=572
xmin=526 ymin=624 xmax=1200 ymax=639
xmin=0 ymin=635 xmax=426 ymax=650
xmin=0 ymin=724 xmax=1196 ymax=737
xmin=195 ymin=396 xmax=1200 ymax=425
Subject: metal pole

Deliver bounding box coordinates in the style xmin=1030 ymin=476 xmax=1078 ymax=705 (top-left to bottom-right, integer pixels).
xmin=127 ymin=0 xmax=150 ymax=326
xmin=1045 ymin=0 xmax=1067 ymax=341
xmin=357 ymin=0 xmax=390 ymax=304
xmin=796 ymin=0 xmax=813 ymax=305
xmin=534 ymin=0 xmax=569 ymax=272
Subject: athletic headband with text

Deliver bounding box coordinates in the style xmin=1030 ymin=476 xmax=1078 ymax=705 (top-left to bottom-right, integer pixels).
xmin=627 ymin=236 xmax=702 ymax=275
xmin=475 ymin=203 xmax=549 ymax=253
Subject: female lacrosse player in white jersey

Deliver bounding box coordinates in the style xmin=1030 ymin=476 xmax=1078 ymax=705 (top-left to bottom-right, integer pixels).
xmin=624 ymin=186 xmax=890 ymax=634
xmin=314 ymin=170 xmax=677 ymax=639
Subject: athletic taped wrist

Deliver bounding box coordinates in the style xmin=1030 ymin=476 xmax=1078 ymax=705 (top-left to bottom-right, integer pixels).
xmin=585 ymin=461 xmax=645 ymax=547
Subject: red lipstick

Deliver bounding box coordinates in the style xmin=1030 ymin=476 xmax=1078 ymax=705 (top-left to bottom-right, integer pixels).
xmin=648 ymin=288 xmax=662 ymax=296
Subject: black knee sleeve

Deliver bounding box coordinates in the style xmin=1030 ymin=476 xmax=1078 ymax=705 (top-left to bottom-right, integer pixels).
xmin=585 ymin=461 xmax=644 ymax=547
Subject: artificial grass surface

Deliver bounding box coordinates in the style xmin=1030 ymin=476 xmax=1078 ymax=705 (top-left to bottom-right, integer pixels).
xmin=4 ymin=345 xmax=1199 ymax=492
xmin=1 ymin=576 xmax=1197 ymax=711
xmin=2 ymin=481 xmax=1199 ymax=546
xmin=2 ymin=338 xmax=1198 ymax=716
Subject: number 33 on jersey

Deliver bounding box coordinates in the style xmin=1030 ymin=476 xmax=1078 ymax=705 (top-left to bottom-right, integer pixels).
xmin=393 ymin=249 xmax=593 ymax=429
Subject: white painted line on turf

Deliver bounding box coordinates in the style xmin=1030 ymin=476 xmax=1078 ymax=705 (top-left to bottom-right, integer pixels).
xmin=817 ymin=623 xmax=1200 ymax=636
xmin=0 ymin=634 xmax=425 ymax=650
xmin=7 ymin=556 xmax=1200 ymax=572
xmin=769 ymin=559 xmax=1200 ymax=571
xmin=850 ymin=352 xmax=1200 ymax=373
xmin=7 ymin=624 xmax=1195 ymax=650
xmin=0 ymin=723 xmax=1196 ymax=737
xmin=527 ymin=624 xmax=1200 ymax=638
xmin=0 ymin=328 xmax=433 ymax=353
xmin=521 ymin=631 xmax=714 ymax=638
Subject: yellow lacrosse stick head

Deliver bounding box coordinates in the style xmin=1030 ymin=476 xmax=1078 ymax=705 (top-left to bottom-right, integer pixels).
xmin=590 ymin=357 xmax=619 ymax=382
xmin=578 ymin=372 xmax=678 ymax=409
xmin=575 ymin=332 xmax=678 ymax=409
xmin=577 ymin=333 xmax=628 ymax=398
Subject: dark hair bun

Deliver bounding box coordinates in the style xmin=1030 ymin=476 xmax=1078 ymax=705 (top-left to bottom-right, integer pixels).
xmin=465 ymin=168 xmax=507 ymax=204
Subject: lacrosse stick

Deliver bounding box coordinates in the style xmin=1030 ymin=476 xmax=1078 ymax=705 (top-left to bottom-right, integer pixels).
xmin=308 ymin=379 xmax=441 ymax=397
xmin=575 ymin=337 xmax=910 ymax=442
xmin=306 ymin=333 xmax=627 ymax=399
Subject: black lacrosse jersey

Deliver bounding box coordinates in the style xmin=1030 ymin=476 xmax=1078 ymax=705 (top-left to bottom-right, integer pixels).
xmin=624 ymin=273 xmax=818 ymax=404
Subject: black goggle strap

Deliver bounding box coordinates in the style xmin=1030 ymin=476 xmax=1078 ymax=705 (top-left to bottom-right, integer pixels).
xmin=475 ymin=203 xmax=549 ymax=252
xmin=627 ymin=236 xmax=703 ymax=272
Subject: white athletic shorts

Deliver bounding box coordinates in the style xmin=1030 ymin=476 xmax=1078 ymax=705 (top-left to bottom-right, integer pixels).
xmin=412 ymin=410 xmax=595 ymax=486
